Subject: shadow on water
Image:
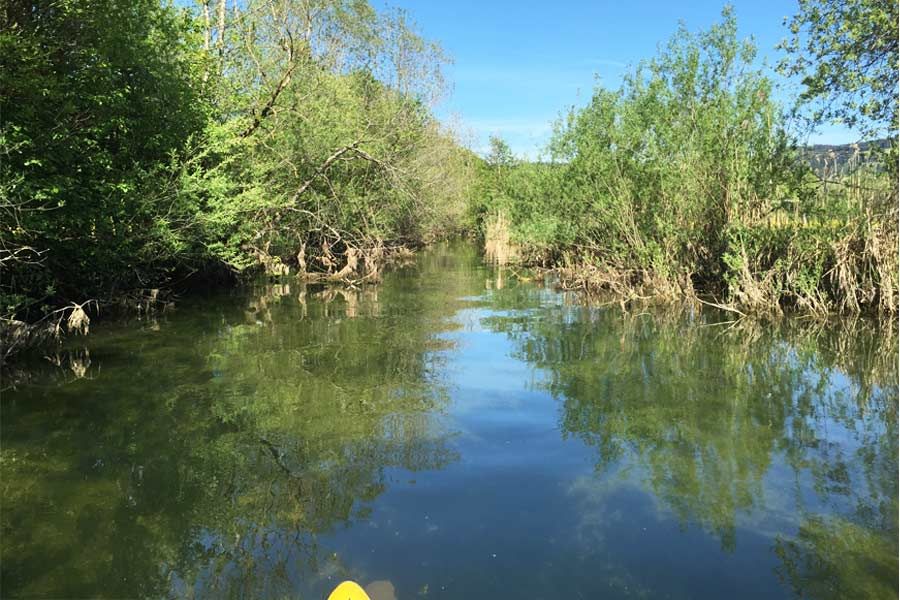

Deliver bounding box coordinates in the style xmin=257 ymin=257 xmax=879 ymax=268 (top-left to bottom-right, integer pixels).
xmin=1 ymin=243 xmax=897 ymax=599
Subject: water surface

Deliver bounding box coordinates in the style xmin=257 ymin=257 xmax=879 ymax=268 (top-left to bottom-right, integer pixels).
xmin=2 ymin=244 xmax=897 ymax=599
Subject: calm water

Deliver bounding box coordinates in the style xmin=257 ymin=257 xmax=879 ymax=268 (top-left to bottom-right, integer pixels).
xmin=2 ymin=244 xmax=897 ymax=599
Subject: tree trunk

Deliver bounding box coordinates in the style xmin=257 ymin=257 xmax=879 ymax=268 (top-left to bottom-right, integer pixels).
xmin=202 ymin=1 xmax=211 ymax=51
xmin=216 ymin=0 xmax=227 ymax=69
xmin=202 ymin=1 xmax=211 ymax=82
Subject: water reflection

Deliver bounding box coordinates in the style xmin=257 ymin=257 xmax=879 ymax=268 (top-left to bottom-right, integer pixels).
xmin=1 ymin=246 xmax=897 ymax=599
xmin=1 ymin=269 xmax=467 ymax=598
xmin=482 ymin=294 xmax=898 ymax=598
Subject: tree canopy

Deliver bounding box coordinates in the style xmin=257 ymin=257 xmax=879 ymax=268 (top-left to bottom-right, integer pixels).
xmin=779 ymin=0 xmax=899 ymax=141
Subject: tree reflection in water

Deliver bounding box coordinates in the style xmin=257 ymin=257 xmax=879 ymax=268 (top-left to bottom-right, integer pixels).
xmin=483 ymin=291 xmax=897 ymax=599
xmin=2 ymin=248 xmax=896 ymax=599
xmin=2 ymin=279 xmax=463 ymax=598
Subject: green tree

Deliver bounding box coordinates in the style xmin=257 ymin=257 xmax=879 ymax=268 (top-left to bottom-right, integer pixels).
xmin=515 ymin=8 xmax=801 ymax=284
xmin=486 ymin=136 xmax=516 ymax=169
xmin=0 ymin=0 xmax=476 ymax=359
xmin=0 ymin=0 xmax=208 ymax=317
xmin=778 ymin=0 xmax=899 ymax=142
xmin=475 ymin=7 xmax=897 ymax=314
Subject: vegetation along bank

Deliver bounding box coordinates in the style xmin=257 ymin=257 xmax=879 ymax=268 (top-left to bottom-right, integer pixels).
xmin=472 ymin=4 xmax=897 ymax=317
xmin=1 ymin=0 xmax=478 ymax=360
xmin=1 ymin=0 xmax=897 ymax=362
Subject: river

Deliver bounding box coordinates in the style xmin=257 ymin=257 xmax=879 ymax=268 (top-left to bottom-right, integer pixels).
xmin=1 ymin=243 xmax=897 ymax=599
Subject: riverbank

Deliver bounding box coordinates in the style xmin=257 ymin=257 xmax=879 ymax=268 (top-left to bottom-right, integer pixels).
xmin=470 ymin=10 xmax=897 ymax=317
xmin=2 ymin=0 xmax=476 ymax=361
xmin=0 ymin=240 xmax=427 ymax=365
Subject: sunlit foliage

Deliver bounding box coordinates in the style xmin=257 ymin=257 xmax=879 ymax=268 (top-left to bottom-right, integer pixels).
xmin=0 ymin=0 xmax=476 ymax=343
xmin=475 ymin=8 xmax=897 ymax=314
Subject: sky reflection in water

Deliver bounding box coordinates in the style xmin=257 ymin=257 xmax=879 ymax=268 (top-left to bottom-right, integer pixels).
xmin=1 ymin=244 xmax=897 ymax=599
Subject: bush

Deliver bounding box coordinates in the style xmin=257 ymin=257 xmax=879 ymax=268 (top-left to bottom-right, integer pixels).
xmin=478 ymin=7 xmax=897 ymax=314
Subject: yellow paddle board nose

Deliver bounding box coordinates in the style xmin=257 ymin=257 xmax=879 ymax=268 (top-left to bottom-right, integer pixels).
xmin=327 ymin=580 xmax=371 ymax=600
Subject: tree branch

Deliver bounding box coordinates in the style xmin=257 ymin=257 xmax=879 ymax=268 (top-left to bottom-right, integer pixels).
xmin=289 ymin=140 xmax=364 ymax=202
xmin=240 ymin=60 xmax=299 ymax=138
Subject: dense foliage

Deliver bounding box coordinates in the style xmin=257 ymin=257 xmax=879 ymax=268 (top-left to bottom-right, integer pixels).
xmin=1 ymin=0 xmax=209 ymax=315
xmin=1 ymin=0 xmax=475 ymax=351
xmin=1 ymin=2 xmax=896 ymax=361
xmin=474 ymin=8 xmax=898 ymax=314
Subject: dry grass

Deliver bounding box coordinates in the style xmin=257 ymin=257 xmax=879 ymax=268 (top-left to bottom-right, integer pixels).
xmin=483 ymin=211 xmax=519 ymax=265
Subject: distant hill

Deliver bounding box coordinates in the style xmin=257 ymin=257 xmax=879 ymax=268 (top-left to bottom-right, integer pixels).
xmin=802 ymin=138 xmax=892 ymax=178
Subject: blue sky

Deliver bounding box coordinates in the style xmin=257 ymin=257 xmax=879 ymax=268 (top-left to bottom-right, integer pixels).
xmin=385 ymin=0 xmax=860 ymax=158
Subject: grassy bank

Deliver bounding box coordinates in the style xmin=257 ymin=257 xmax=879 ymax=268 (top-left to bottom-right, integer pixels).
xmin=471 ymin=9 xmax=898 ymax=316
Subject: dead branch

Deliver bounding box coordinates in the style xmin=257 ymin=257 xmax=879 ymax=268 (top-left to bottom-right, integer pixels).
xmin=241 ymin=60 xmax=299 ymax=138
xmin=695 ymin=297 xmax=748 ymax=318
xmin=289 ymin=140 xmax=364 ymax=201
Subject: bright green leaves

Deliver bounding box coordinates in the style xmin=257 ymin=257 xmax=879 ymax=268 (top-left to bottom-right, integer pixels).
xmin=1 ymin=0 xmax=210 ymax=318
xmin=1 ymin=0 xmax=473 ymax=330
xmin=474 ymin=7 xmax=896 ymax=314
xmin=779 ymin=0 xmax=899 ymax=144
xmin=498 ymin=9 xmax=800 ymax=278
